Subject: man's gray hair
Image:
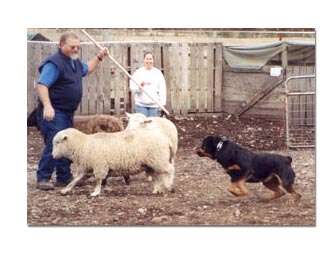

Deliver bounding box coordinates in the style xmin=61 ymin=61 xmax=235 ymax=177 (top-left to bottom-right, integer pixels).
xmin=59 ymin=32 xmax=79 ymax=45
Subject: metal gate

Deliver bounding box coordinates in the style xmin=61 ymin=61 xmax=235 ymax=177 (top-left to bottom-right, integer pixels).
xmin=285 ymin=75 xmax=316 ymax=148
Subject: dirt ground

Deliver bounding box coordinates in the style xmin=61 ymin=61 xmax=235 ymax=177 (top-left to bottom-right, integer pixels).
xmin=27 ymin=114 xmax=315 ymax=226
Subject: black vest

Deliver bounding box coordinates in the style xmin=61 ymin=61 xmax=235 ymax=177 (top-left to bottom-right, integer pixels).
xmin=39 ymin=49 xmax=83 ymax=113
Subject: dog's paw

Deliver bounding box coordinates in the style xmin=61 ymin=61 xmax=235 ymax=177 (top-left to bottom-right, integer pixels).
xmin=285 ymin=194 xmax=301 ymax=205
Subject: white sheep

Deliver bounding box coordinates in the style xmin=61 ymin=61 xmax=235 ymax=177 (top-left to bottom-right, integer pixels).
xmin=125 ymin=112 xmax=178 ymax=164
xmin=52 ymin=128 xmax=175 ymax=197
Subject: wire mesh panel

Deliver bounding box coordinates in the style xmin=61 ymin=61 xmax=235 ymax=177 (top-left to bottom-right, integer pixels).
xmin=285 ymin=75 xmax=315 ymax=148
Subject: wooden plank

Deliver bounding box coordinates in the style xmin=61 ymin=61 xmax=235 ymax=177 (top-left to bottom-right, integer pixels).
xmin=189 ymin=43 xmax=198 ymax=113
xmin=123 ymin=43 xmax=130 ymax=114
xmin=109 ymin=44 xmax=116 ymax=114
xmin=88 ymin=44 xmax=97 ymax=114
xmin=153 ymin=44 xmax=162 ymax=69
xmin=214 ymin=43 xmax=223 ymax=112
xmin=171 ymin=44 xmax=180 ymax=114
xmin=80 ymin=43 xmax=90 ymax=115
xmin=124 ymin=44 xmax=131 ymax=113
xmin=206 ymin=43 xmax=214 ymax=112
xmin=27 ymin=42 xmax=37 ymax=114
xmin=96 ymin=47 xmax=104 ymax=114
xmin=305 ymin=95 xmax=313 ymax=125
xmin=129 ymin=43 xmax=138 ymax=113
xmin=223 ymin=65 xmax=271 ymax=74
xmin=115 ymin=44 xmax=127 ymax=115
xmin=102 ymin=42 xmax=111 ymax=114
xmin=281 ymin=46 xmax=288 ymax=69
xmin=163 ymin=44 xmax=172 ymax=113
xmin=113 ymin=44 xmax=120 ymax=115
xmin=41 ymin=42 xmax=51 ymax=61
xmin=181 ymin=43 xmax=188 ymax=114
xmin=198 ymin=44 xmax=206 ymax=112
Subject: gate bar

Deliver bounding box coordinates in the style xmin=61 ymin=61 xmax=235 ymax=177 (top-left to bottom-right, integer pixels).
xmin=284 ymin=74 xmax=315 ymax=148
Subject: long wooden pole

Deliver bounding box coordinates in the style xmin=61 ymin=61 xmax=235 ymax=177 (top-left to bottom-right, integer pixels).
xmin=81 ymin=29 xmax=169 ymax=115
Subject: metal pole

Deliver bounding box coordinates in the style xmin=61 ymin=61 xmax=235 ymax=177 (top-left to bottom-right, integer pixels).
xmin=81 ymin=29 xmax=169 ymax=115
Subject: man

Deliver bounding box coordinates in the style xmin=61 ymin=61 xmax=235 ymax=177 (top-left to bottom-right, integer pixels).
xmin=36 ymin=31 xmax=108 ymax=190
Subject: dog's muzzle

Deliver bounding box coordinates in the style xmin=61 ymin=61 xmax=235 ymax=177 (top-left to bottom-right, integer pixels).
xmin=196 ymin=147 xmax=212 ymax=158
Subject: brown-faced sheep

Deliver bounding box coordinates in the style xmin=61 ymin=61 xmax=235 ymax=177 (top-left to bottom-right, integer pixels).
xmin=74 ymin=114 xmax=124 ymax=134
xmin=52 ymin=128 xmax=175 ymax=197
xmin=125 ymin=112 xmax=178 ymax=164
xmin=27 ymin=108 xmax=124 ymax=134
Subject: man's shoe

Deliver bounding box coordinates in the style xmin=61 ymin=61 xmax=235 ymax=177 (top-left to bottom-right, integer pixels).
xmin=37 ymin=179 xmax=54 ymax=191
xmin=55 ymin=176 xmax=73 ymax=187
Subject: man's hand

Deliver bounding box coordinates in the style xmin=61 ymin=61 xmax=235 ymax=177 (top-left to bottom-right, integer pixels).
xmin=98 ymin=47 xmax=109 ymax=60
xmin=43 ymin=104 xmax=55 ymax=121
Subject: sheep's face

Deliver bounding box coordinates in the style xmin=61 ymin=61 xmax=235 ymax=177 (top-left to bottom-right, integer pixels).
xmin=52 ymin=132 xmax=70 ymax=159
xmin=125 ymin=112 xmax=147 ymax=130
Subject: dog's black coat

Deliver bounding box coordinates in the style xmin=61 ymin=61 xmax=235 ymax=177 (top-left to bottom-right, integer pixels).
xmin=196 ymin=135 xmax=296 ymax=192
xmin=27 ymin=107 xmax=40 ymax=130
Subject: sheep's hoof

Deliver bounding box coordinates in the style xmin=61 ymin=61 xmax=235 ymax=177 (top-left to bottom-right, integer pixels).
xmin=90 ymin=192 xmax=100 ymax=198
xmin=152 ymin=189 xmax=164 ymax=195
xmin=60 ymin=189 xmax=70 ymax=195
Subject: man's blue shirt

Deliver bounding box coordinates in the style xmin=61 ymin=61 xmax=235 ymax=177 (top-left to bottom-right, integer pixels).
xmin=38 ymin=60 xmax=88 ymax=87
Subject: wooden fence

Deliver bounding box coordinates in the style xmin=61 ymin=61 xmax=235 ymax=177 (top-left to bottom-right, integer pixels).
xmin=27 ymin=41 xmax=314 ymax=119
xmin=27 ymin=41 xmax=223 ymax=116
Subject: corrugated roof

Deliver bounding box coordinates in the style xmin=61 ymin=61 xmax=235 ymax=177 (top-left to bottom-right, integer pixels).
xmin=27 ymin=33 xmax=50 ymax=41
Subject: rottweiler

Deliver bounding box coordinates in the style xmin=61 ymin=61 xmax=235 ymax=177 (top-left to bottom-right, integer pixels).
xmin=196 ymin=135 xmax=301 ymax=204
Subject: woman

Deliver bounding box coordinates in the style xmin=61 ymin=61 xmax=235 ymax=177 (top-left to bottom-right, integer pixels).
xmin=130 ymin=51 xmax=167 ymax=117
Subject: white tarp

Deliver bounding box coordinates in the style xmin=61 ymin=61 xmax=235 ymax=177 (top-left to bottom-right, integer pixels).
xmin=223 ymin=40 xmax=315 ymax=69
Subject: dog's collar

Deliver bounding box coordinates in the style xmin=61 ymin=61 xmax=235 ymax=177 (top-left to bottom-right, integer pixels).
xmin=216 ymin=141 xmax=224 ymax=151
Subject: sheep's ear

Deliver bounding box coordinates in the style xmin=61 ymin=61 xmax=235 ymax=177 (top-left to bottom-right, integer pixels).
xmin=125 ymin=112 xmax=131 ymax=118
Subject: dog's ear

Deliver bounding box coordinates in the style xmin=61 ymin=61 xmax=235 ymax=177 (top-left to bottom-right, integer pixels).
xmin=205 ymin=136 xmax=216 ymax=146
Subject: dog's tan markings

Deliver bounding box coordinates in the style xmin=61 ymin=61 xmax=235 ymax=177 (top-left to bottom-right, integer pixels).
xmin=261 ymin=175 xmax=301 ymax=204
xmin=223 ymin=164 xmax=241 ymax=174
xmin=195 ymin=148 xmax=213 ymax=158
xmin=285 ymin=186 xmax=301 ymax=205
xmin=228 ymin=179 xmax=249 ymax=197
xmin=261 ymin=176 xmax=286 ymax=202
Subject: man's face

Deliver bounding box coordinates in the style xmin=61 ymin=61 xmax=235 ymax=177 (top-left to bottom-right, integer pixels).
xmin=60 ymin=37 xmax=81 ymax=60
